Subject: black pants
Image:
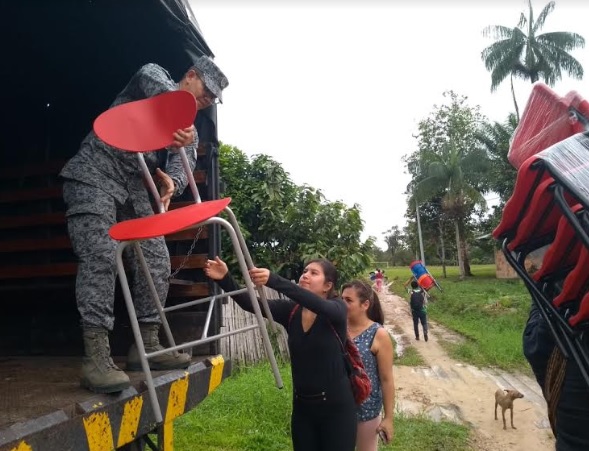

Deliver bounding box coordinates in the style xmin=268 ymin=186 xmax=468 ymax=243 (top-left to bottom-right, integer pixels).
xmin=291 ymin=379 xmax=356 ymax=451
xmin=524 ymin=304 xmax=589 ymax=450
xmin=412 ymin=310 xmax=428 ymax=338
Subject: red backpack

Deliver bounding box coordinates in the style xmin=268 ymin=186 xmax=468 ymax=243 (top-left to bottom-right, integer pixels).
xmin=288 ymin=304 xmax=372 ymax=405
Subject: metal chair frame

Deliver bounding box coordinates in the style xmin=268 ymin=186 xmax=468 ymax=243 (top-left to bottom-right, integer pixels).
xmin=112 ymin=149 xmax=283 ymax=423
xmin=498 ymin=132 xmax=589 ymax=390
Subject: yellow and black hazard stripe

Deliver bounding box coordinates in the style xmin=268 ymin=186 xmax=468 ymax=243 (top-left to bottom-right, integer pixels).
xmin=2 ymin=356 xmax=229 ymax=451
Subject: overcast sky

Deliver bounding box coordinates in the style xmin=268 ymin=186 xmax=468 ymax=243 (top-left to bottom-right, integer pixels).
xmin=190 ymin=0 xmax=589 ymax=248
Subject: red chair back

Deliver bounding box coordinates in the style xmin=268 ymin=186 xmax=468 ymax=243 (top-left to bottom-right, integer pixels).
xmin=94 ymin=90 xmax=197 ymax=152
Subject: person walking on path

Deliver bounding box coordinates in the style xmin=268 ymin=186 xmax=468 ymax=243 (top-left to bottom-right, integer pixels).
xmin=409 ymin=280 xmax=428 ymax=341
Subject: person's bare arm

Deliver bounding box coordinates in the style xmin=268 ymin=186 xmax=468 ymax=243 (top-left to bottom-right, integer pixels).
xmin=374 ymin=327 xmax=395 ymax=443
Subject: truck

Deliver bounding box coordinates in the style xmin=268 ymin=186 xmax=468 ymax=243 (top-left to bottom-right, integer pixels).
xmin=0 ymin=1 xmax=233 ymax=449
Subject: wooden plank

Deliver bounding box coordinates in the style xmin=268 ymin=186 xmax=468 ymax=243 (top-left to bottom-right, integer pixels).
xmin=0 ymin=254 xmax=207 ymax=280
xmin=0 ymin=171 xmax=206 ymax=205
xmin=0 ymin=228 xmax=208 ymax=253
xmin=0 ymin=212 xmax=65 ymax=229
xmin=0 ymin=147 xmax=205 ymax=181
xmin=167 ymin=227 xmax=208 ymax=241
xmin=168 ymin=282 xmax=209 ymax=298
xmin=0 ymin=236 xmax=71 ymax=252
xmin=0 ymin=186 xmax=62 ymax=204
xmin=0 ymin=262 xmax=78 ymax=279
xmin=170 ymin=254 xmax=207 ymax=269
xmin=0 ymin=161 xmax=66 ymax=179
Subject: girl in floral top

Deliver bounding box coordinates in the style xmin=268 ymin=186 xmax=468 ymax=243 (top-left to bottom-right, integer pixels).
xmin=342 ymin=280 xmax=395 ymax=450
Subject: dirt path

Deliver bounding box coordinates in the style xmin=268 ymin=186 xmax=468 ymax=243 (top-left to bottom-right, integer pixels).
xmin=382 ymin=290 xmax=555 ymax=450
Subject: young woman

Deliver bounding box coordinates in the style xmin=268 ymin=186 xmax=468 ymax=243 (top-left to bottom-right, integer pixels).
xmin=342 ymin=280 xmax=395 ymax=450
xmin=204 ymin=257 xmax=357 ymax=451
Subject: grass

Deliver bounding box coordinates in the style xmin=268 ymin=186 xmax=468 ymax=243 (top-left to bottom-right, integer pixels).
xmin=384 ymin=264 xmax=532 ymax=372
xmin=395 ymin=342 xmax=427 ymax=366
xmin=175 ymin=362 xmax=471 ymax=451
xmin=389 ymin=324 xmax=426 ymax=366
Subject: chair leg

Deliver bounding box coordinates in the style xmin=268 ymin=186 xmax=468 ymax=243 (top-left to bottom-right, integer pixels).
xmin=133 ymin=242 xmax=177 ymax=349
xmin=210 ymin=216 xmax=284 ymax=389
xmin=224 ymin=207 xmax=277 ymax=333
xmin=115 ymin=242 xmax=164 ymax=423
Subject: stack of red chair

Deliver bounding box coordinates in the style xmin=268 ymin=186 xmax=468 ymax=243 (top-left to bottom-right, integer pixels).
xmin=494 ymin=83 xmax=589 ymax=387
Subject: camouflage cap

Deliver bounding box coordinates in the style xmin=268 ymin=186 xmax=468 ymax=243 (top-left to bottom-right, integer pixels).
xmin=192 ymin=55 xmax=229 ymax=103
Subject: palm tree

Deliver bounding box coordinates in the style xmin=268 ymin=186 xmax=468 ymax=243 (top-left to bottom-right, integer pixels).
xmin=475 ymin=113 xmax=519 ymax=204
xmin=414 ymin=144 xmax=490 ymax=279
xmin=481 ymin=0 xmax=585 ymax=120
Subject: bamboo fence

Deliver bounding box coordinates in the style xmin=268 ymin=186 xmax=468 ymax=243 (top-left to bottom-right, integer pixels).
xmin=219 ymin=285 xmax=291 ymax=365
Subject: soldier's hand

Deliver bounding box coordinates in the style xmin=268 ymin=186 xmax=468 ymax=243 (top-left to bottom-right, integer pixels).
xmin=155 ymin=168 xmax=175 ymax=211
xmin=172 ymin=125 xmax=196 ymax=148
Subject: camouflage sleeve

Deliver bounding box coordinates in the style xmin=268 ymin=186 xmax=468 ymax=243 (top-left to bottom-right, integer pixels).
xmin=123 ymin=63 xmax=198 ymax=198
xmin=166 ymin=136 xmax=199 ymax=198
xmin=115 ymin=63 xmax=176 ymax=103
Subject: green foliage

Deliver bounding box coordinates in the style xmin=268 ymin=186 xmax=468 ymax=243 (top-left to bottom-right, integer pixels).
xmin=482 ymin=1 xmax=585 ymax=90
xmin=218 ymin=143 xmax=373 ymax=284
xmin=388 ymin=265 xmax=531 ymax=371
xmin=475 ymin=113 xmax=519 ymax=204
xmin=382 ymin=226 xmax=410 ymax=266
xmin=405 ymin=92 xmax=491 ymax=278
xmin=175 ymin=363 xmax=471 ymax=451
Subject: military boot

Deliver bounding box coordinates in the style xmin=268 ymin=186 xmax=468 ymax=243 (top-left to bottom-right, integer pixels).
xmin=126 ymin=323 xmax=191 ymax=371
xmin=81 ymin=327 xmax=131 ymax=393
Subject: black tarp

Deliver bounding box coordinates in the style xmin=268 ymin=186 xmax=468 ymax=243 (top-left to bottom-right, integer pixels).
xmin=0 ymin=0 xmax=218 ymax=164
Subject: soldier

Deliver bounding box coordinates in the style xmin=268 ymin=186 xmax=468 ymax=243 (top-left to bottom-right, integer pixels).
xmin=60 ymin=56 xmax=228 ymax=393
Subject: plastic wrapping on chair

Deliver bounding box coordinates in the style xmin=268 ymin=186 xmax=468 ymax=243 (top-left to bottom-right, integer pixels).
xmin=508 ymin=83 xmax=588 ymax=169
xmin=537 ymin=133 xmax=589 ymax=206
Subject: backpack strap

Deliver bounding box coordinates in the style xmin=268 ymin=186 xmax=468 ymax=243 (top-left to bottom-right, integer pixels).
xmin=288 ymin=304 xmax=300 ymax=329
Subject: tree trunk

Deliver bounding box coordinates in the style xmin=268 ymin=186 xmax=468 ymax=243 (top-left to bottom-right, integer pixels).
xmin=439 ymin=218 xmax=447 ymax=278
xmin=511 ymin=74 xmax=520 ymax=123
xmin=454 ymin=221 xmax=465 ymax=279
xmin=457 ymin=220 xmax=473 ymax=277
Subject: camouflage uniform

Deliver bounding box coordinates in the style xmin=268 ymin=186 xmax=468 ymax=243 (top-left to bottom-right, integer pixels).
xmin=60 ymin=63 xmax=198 ymax=331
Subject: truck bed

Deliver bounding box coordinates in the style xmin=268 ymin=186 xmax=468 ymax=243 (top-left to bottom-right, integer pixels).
xmin=0 ymin=355 xmax=230 ymax=450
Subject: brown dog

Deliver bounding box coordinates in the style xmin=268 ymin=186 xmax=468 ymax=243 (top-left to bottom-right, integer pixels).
xmin=495 ymin=388 xmax=524 ymax=429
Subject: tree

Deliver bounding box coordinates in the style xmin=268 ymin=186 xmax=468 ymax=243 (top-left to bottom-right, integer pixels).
xmin=476 ymin=113 xmax=519 ymax=205
xmin=407 ymin=92 xmax=490 ymax=279
xmin=481 ymin=0 xmax=585 ymax=120
xmin=382 ymin=226 xmax=405 ymax=267
xmin=218 ymin=143 xmax=373 ymax=284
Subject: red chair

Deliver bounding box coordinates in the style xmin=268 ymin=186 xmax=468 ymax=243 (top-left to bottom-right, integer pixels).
xmin=493 ymin=155 xmax=548 ymax=240
xmin=506 ymin=178 xmax=576 ymax=252
xmin=94 ymin=90 xmax=283 ymax=423
xmin=532 ymin=204 xmax=583 ymax=282
xmin=570 ymin=291 xmax=589 ymax=327
xmin=552 ymin=246 xmax=589 ymax=309
xmin=508 ymin=83 xmax=584 ymax=169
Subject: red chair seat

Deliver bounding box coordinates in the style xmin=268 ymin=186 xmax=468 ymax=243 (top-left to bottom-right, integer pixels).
xmin=507 ymin=178 xmax=576 ymax=251
xmin=569 ymin=291 xmax=589 ymax=327
xmin=493 ymin=156 xmax=549 ymax=240
xmin=109 ymin=198 xmax=231 ymax=241
xmin=94 ymin=90 xmax=198 ymax=152
xmin=552 ymin=246 xmax=589 ymax=308
xmin=532 ymin=204 xmax=583 ymax=281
